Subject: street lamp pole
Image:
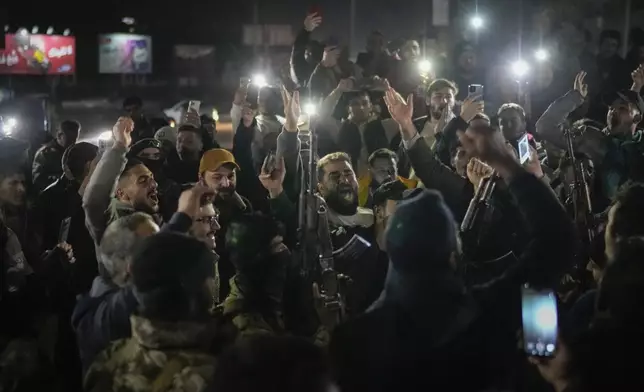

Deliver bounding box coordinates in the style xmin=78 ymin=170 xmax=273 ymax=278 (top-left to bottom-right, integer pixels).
xmin=350 ymin=0 xmax=356 ymax=58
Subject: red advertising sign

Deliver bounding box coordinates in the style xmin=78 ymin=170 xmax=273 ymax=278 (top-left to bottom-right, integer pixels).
xmin=0 ymin=33 xmax=76 ymax=75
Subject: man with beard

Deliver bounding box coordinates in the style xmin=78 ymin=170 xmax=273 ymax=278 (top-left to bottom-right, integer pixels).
xmin=358 ymin=148 xmax=416 ymax=208
xmin=536 ymin=70 xmax=644 ymax=210
xmin=83 ymin=117 xmax=161 ymax=259
xmin=398 ymin=79 xmax=457 ymax=177
xmin=189 ymin=203 xmax=221 ymax=305
xmin=260 ymin=151 xmax=388 ymax=314
xmin=128 ymin=138 xmax=182 ymax=222
xmin=199 ymin=148 xmax=252 ymax=299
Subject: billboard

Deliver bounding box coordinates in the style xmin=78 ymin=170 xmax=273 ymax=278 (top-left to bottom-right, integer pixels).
xmin=98 ymin=34 xmax=152 ymax=74
xmin=0 ymin=33 xmax=76 ymax=75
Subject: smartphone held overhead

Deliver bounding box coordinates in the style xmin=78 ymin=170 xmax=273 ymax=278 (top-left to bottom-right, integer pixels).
xmin=188 ymin=100 xmax=201 ymax=114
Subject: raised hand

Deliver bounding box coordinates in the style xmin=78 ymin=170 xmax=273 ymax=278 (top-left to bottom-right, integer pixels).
xmin=337 ymin=78 xmax=355 ymax=93
xmin=460 ymin=95 xmax=484 ymax=123
xmin=631 ymin=64 xmax=644 ymax=92
xmin=466 ymin=158 xmax=493 ymax=189
xmin=258 ymin=155 xmax=286 ymax=198
xmin=281 ymin=86 xmax=301 ymax=132
xmin=574 ymin=71 xmax=588 ymax=99
xmin=112 ymin=117 xmax=134 ymax=148
xmin=304 ymin=13 xmax=322 ymax=32
xmin=183 ymin=109 xmax=201 ymax=129
xmin=178 ymin=184 xmax=214 ymax=218
xmin=524 ymin=146 xmax=544 ymax=178
xmin=384 ymin=86 xmax=413 ymax=126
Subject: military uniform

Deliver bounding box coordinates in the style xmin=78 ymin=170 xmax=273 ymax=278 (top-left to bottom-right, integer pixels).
xmin=32 ymin=140 xmax=65 ymax=193
xmin=220 ymin=277 xmax=331 ymax=347
xmin=84 ymin=315 xmax=217 ymax=392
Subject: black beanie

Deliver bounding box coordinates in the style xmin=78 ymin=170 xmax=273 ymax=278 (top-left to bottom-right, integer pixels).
xmin=385 ymin=188 xmax=458 ymax=273
xmin=131 ymin=232 xmax=214 ymax=293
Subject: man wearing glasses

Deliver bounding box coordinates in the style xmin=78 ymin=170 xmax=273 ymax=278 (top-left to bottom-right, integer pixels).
xmin=190 ymin=203 xmax=222 ymax=305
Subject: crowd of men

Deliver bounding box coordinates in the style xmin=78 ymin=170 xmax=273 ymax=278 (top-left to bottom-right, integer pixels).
xmin=2 ymin=10 xmax=644 ymax=392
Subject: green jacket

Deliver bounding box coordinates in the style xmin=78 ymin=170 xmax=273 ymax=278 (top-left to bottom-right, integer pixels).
xmin=84 ymin=315 xmax=217 ymax=392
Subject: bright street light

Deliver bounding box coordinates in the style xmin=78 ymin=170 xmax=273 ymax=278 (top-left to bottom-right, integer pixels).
xmin=534 ymin=48 xmax=549 ymax=62
xmin=63 ymin=29 xmax=70 ymax=36
xmin=304 ymin=102 xmax=318 ymax=116
xmin=252 ymin=74 xmax=268 ymax=88
xmin=511 ymin=60 xmax=530 ymax=78
xmin=46 ymin=26 xmax=54 ymax=35
xmin=418 ymin=59 xmax=432 ymax=74
xmin=31 ymin=26 xmax=38 ymax=34
xmin=122 ymin=17 xmax=136 ymax=25
xmin=470 ymin=15 xmax=484 ymax=29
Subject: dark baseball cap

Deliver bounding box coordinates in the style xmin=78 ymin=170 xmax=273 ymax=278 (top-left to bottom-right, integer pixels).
xmin=604 ymin=90 xmax=644 ymax=114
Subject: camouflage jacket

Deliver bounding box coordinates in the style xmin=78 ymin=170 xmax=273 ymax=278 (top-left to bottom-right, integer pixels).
xmin=84 ymin=315 xmax=217 ymax=392
xmin=220 ymin=277 xmax=330 ymax=347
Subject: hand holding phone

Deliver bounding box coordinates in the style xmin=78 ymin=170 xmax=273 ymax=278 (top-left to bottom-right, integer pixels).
xmin=522 ymin=285 xmax=558 ymax=357
xmin=58 ymin=217 xmax=72 ymax=244
xmin=518 ymin=134 xmax=531 ymax=164
xmin=188 ymin=100 xmax=201 ymax=114
xmin=468 ymin=84 xmax=484 ymax=100
xmin=263 ymin=150 xmax=278 ymax=174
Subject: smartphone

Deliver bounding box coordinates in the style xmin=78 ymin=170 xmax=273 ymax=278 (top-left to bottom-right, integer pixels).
xmin=521 ymin=285 xmax=558 ymax=357
xmin=59 ymin=217 xmax=72 ymax=243
xmin=518 ymin=133 xmax=531 ymax=165
xmin=263 ymin=150 xmax=277 ymax=173
xmin=188 ymin=100 xmax=201 ymax=114
xmin=308 ymin=4 xmax=322 ymax=16
xmin=468 ymin=84 xmax=484 ymax=100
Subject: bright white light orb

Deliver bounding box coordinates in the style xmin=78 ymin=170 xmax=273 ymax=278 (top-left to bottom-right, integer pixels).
xmin=470 ymin=15 xmax=484 ymax=29
xmin=511 ymin=60 xmax=530 ymax=78
xmin=252 ymin=74 xmax=268 ymax=88
xmin=535 ymin=48 xmax=549 ymax=62
xmin=418 ymin=59 xmax=432 ymax=74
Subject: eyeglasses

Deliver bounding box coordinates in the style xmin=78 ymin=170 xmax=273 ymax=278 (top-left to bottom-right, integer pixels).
xmin=196 ymin=215 xmax=219 ymax=226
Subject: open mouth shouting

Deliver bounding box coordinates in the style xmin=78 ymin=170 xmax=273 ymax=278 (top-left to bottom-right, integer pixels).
xmin=148 ymin=190 xmax=159 ymax=206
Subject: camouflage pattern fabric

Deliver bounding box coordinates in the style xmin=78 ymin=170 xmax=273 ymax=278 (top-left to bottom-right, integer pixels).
xmin=220 ymin=277 xmax=331 ymax=347
xmin=84 ymin=315 xmax=217 ymax=392
xmin=221 ymin=277 xmax=277 ymax=338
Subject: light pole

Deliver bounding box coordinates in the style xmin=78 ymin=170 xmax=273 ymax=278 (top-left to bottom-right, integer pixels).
xmin=350 ymin=0 xmax=356 ymax=58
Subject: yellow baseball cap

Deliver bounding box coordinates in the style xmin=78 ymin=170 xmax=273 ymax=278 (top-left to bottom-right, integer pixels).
xmin=199 ymin=148 xmax=240 ymax=174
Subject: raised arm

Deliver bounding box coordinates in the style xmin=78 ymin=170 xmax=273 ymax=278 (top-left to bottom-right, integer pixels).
xmin=82 ymin=118 xmax=132 ymax=244
xmin=458 ymin=125 xmax=576 ymax=300
xmin=535 ymin=71 xmax=587 ymax=150
xmin=290 ymin=13 xmax=321 ymax=86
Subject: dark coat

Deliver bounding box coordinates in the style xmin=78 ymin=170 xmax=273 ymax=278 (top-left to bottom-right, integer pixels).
xmin=330 ymin=172 xmax=577 ymax=392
